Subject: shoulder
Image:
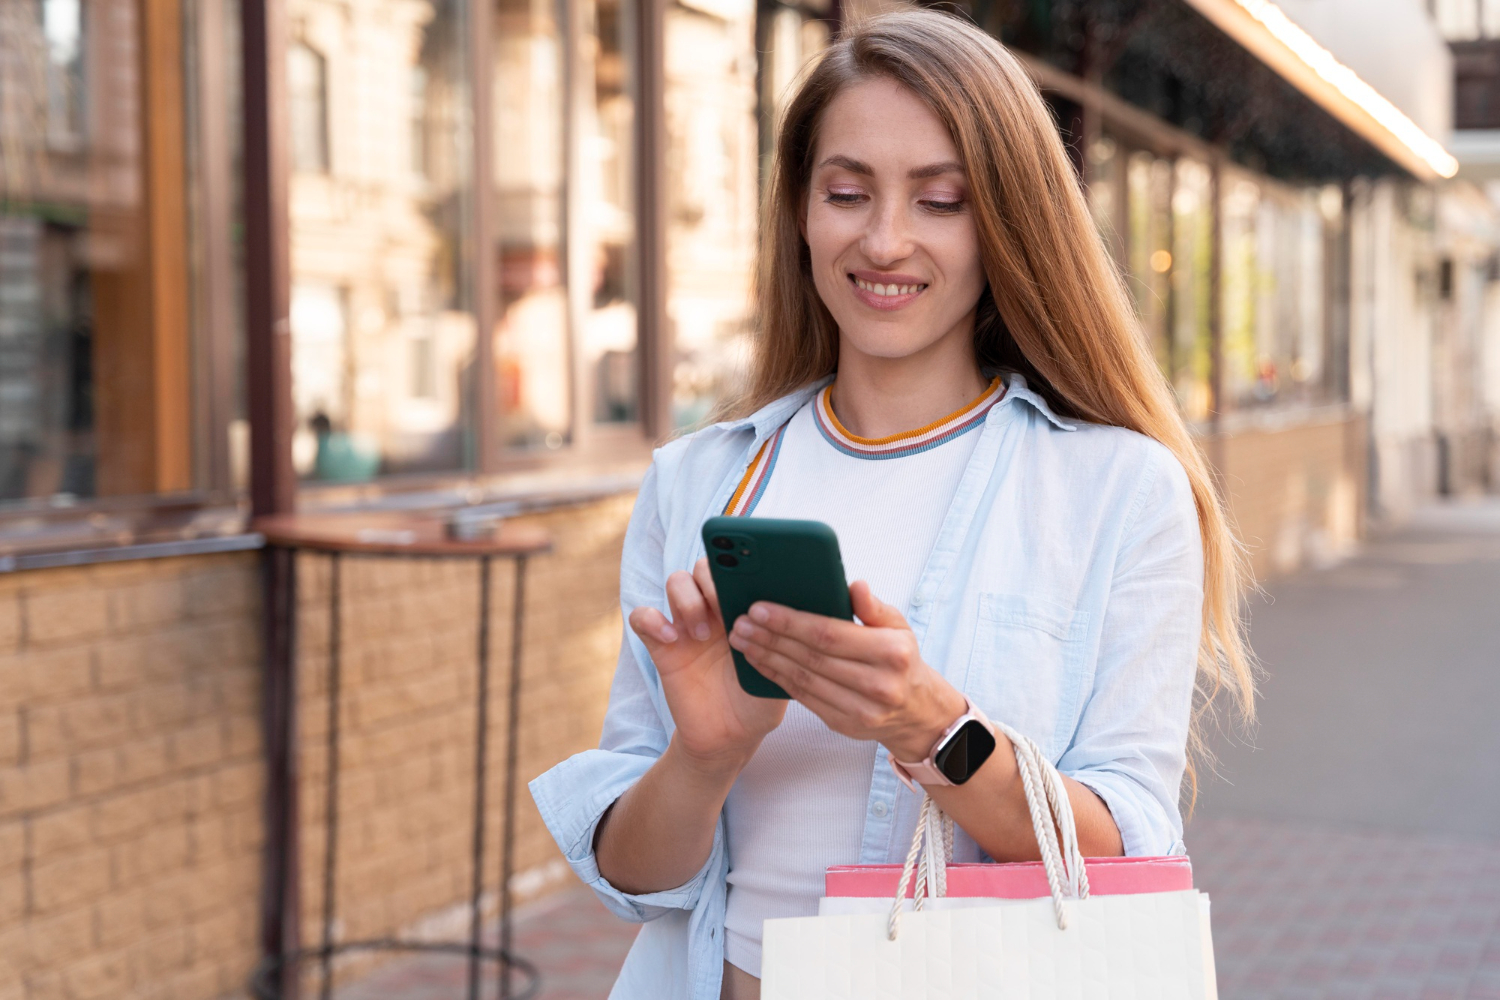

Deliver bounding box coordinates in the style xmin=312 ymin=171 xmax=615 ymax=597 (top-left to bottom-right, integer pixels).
xmin=647 ymin=422 xmax=753 ymax=501
xmin=1071 ymin=423 xmax=1191 ymax=507
xmin=1011 ymin=414 xmax=1197 ymax=542
xmin=1001 ymin=376 xmax=1189 ymax=512
xmin=629 ymin=419 xmax=758 ymax=544
xmin=1037 ymin=416 xmax=1188 ymax=493
xmin=646 ymin=386 xmax=820 ymax=504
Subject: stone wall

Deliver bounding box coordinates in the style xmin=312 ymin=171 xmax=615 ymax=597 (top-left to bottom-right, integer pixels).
xmin=1214 ymin=414 xmax=1368 ymax=579
xmin=0 ymin=552 xmax=265 ymax=1000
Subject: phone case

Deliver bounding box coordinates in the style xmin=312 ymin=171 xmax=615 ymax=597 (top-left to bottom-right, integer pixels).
xmin=701 ymin=516 xmax=853 ymax=699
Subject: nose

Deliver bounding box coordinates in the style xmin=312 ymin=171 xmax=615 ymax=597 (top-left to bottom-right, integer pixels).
xmin=859 ymin=197 xmax=915 ymax=267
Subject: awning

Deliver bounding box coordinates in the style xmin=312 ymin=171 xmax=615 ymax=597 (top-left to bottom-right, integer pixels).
xmin=1179 ymin=0 xmax=1458 ymax=180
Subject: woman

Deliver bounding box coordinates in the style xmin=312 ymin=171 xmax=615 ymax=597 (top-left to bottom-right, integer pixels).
xmin=529 ymin=11 xmax=1254 ymax=999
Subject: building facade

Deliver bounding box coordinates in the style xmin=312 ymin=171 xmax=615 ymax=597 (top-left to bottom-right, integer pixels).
xmin=0 ymin=1 xmax=1495 ymax=998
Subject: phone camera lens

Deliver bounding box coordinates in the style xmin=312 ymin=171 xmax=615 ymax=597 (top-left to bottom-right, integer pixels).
xmin=715 ymin=553 xmax=739 ymax=568
xmin=711 ymin=536 xmax=735 ymax=551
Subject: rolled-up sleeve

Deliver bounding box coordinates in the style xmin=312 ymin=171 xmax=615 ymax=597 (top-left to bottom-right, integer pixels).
xmin=1058 ymin=445 xmax=1203 ymax=857
xmin=528 ymin=460 xmax=727 ymax=922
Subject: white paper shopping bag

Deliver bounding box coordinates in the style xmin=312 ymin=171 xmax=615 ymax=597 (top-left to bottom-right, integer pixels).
xmin=760 ymin=721 xmax=1218 ymax=999
xmin=764 ymin=891 xmax=1214 ymax=1000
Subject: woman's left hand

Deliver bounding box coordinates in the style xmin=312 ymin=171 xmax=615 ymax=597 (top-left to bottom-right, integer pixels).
xmin=726 ymin=580 xmax=968 ymax=762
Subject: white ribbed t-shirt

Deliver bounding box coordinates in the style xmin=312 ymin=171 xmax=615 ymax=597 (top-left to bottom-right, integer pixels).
xmin=720 ymin=380 xmax=1001 ymax=976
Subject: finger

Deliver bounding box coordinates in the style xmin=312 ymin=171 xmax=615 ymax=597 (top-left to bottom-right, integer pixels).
xmin=729 ymin=623 xmax=908 ymax=709
xmin=849 ymin=580 xmax=911 ymax=630
xmin=692 ymin=558 xmax=724 ymax=624
xmin=744 ymin=601 xmax=898 ymax=663
xmin=664 ymin=570 xmax=714 ymax=643
xmin=628 ymin=605 xmax=679 ymax=645
xmin=737 ymin=635 xmax=882 ymax=722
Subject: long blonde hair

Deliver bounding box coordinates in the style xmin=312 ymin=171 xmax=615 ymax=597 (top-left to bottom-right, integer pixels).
xmin=736 ymin=10 xmax=1255 ymax=798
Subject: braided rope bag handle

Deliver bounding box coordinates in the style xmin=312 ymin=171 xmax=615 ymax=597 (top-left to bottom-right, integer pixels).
xmin=886 ymin=722 xmax=1091 ymax=941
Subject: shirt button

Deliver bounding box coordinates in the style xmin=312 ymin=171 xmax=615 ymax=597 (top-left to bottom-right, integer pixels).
xmin=872 ymin=801 xmax=889 ymax=818
xmin=910 ymin=592 xmax=926 ymax=608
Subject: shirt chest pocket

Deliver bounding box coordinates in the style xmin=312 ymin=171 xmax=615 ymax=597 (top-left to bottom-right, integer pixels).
xmin=960 ymin=593 xmax=1092 ymax=761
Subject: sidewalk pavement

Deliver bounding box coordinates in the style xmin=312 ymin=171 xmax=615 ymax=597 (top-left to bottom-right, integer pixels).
xmin=1188 ymin=498 xmax=1500 ymax=999
xmin=340 ymin=499 xmax=1500 ymax=999
xmin=336 ymin=887 xmax=637 ymax=1000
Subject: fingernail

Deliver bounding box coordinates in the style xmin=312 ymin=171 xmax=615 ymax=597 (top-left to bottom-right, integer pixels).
xmin=693 ymin=623 xmax=711 ymax=642
xmin=660 ymin=624 xmax=678 ymax=642
xmin=733 ymin=618 xmax=753 ymax=636
xmin=749 ymin=604 xmax=769 ymax=623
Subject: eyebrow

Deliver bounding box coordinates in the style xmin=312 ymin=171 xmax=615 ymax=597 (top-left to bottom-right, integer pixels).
xmin=817 ymin=155 xmax=965 ymax=180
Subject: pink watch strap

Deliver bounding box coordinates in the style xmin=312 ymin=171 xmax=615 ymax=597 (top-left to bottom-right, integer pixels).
xmin=889 ymin=697 xmax=995 ymax=793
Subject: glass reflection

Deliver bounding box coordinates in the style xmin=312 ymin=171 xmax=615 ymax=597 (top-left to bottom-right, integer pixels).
xmin=1171 ymin=159 xmax=1214 ymax=422
xmin=0 ymin=0 xmax=226 ymax=501
xmin=666 ymin=0 xmax=760 ymax=428
xmin=494 ymin=0 xmax=570 ymax=450
xmin=574 ymin=0 xmax=639 ymax=427
xmin=1220 ymin=169 xmax=1336 ymax=410
xmin=1127 ymin=151 xmax=1173 ymax=374
xmin=287 ymin=0 xmax=473 ymax=481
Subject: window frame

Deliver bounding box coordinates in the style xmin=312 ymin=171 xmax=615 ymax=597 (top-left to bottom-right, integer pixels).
xmin=0 ymin=0 xmax=249 ymax=555
xmin=0 ymin=0 xmax=673 ymax=549
xmin=1033 ymin=56 xmax=1357 ymax=439
xmin=286 ymin=0 xmax=666 ymax=494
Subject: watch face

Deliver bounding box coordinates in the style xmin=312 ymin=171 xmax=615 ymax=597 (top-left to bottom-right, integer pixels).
xmin=933 ymin=719 xmax=997 ymax=785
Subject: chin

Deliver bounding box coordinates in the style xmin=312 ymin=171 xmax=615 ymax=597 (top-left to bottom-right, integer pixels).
xmin=839 ymin=328 xmax=944 ymax=361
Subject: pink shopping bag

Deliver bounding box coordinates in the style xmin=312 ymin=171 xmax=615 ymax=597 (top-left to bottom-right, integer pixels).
xmin=825 ymin=854 xmax=1194 ymax=900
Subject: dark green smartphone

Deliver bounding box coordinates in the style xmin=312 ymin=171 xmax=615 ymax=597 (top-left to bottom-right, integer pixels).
xmin=701 ymin=516 xmax=853 ymax=699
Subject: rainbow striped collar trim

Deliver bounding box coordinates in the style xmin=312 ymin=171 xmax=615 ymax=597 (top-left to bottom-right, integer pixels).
xmin=813 ymin=376 xmax=1004 ymax=460
xmin=722 ymin=377 xmax=1005 ymax=516
xmin=723 ymin=423 xmax=788 ymax=517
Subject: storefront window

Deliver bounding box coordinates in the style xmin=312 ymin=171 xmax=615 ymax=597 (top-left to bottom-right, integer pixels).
xmin=573 ymin=0 xmax=640 ymax=427
xmin=758 ymin=1 xmax=830 ymax=183
xmin=1171 ymin=158 xmax=1214 ymax=422
xmin=1127 ymin=151 xmax=1173 ymax=374
xmin=494 ymin=0 xmax=569 ymax=451
xmin=1085 ymin=137 xmax=1122 ymax=258
xmin=288 ymin=0 xmax=474 ymax=480
xmin=0 ymin=0 xmax=235 ymax=503
xmin=1220 ymin=169 xmax=1338 ymax=410
xmin=665 ymin=0 xmax=761 ymax=427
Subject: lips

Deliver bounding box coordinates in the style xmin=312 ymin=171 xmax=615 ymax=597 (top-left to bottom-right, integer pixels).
xmin=848 ymin=272 xmax=927 ymax=310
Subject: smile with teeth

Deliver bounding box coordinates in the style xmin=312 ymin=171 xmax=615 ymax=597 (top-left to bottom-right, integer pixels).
xmin=853 ymin=276 xmax=927 ymax=297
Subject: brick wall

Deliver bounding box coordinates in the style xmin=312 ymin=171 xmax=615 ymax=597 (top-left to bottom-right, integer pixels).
xmin=1214 ymin=414 xmax=1368 ymax=579
xmin=0 ymin=492 xmax=635 ymax=1000
xmin=0 ymin=552 xmax=265 ymax=1000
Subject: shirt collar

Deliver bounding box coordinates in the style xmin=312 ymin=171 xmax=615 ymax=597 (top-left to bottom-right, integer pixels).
xmin=995 ymin=372 xmax=1079 ymax=431
xmin=719 ymin=370 xmax=1078 ymax=439
xmin=718 ymin=374 xmax=834 ymax=442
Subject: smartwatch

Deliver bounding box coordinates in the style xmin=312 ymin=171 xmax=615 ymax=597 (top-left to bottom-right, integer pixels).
xmin=889 ymin=697 xmax=998 ymax=792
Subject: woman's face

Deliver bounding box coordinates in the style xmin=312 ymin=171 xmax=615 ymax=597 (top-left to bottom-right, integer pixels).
xmin=804 ymin=77 xmax=987 ymax=364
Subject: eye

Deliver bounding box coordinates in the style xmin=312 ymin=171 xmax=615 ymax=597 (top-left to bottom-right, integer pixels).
xmin=826 ymin=191 xmax=865 ymax=205
xmin=921 ymin=198 xmax=965 ymax=214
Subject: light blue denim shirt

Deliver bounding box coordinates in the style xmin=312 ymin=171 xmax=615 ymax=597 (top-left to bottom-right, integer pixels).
xmin=528 ymin=374 xmax=1203 ymax=1000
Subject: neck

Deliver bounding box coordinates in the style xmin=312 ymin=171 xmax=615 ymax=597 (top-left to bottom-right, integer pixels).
xmin=829 ymin=340 xmax=988 ymax=440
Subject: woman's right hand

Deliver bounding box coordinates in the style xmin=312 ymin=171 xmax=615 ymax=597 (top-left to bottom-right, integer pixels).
xmin=628 ymin=558 xmax=787 ymax=770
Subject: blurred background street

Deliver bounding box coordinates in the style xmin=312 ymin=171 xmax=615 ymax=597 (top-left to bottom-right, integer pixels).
xmin=1192 ymin=498 xmax=1500 ymax=999
xmin=4 ymin=0 xmax=1500 ymax=997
